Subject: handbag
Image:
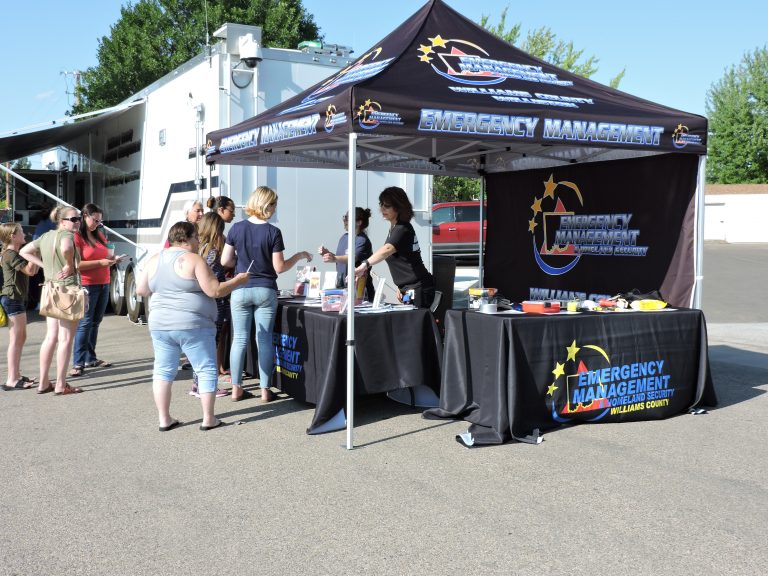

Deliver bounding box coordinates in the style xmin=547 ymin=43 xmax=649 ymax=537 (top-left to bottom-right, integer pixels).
xmin=38 ymin=230 xmax=89 ymax=322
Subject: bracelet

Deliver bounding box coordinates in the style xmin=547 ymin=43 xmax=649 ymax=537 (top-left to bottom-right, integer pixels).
xmin=363 ymin=259 xmax=370 ymax=269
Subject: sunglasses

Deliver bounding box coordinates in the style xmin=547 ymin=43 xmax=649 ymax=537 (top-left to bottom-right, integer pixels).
xmin=65 ymin=216 xmax=82 ymax=223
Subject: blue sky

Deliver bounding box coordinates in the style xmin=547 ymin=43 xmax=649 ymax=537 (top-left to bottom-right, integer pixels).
xmin=1 ymin=0 xmax=765 ymax=140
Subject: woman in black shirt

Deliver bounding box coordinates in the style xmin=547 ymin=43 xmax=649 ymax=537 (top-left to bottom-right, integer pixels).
xmin=354 ymin=187 xmax=435 ymax=308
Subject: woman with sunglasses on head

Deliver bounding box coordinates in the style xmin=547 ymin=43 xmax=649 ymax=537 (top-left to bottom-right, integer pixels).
xmin=21 ymin=206 xmax=84 ymax=394
xmin=222 ymin=186 xmax=313 ymax=403
xmin=69 ymin=204 xmax=118 ymax=378
xmin=354 ymin=187 xmax=435 ymax=308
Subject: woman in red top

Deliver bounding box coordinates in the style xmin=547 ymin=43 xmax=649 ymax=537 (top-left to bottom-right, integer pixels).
xmin=71 ymin=204 xmax=117 ymax=377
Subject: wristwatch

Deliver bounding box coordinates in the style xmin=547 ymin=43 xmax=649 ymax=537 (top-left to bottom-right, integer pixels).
xmin=362 ymin=259 xmax=371 ymax=269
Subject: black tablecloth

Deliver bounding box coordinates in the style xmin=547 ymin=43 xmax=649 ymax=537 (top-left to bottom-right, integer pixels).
xmin=273 ymin=303 xmax=443 ymax=433
xmin=424 ymin=308 xmax=717 ymax=446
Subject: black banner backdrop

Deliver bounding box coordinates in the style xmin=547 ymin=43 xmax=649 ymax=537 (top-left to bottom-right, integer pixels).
xmin=483 ymin=153 xmax=700 ymax=307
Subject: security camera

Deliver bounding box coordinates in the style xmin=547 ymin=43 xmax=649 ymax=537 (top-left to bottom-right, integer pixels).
xmin=239 ymin=33 xmax=262 ymax=68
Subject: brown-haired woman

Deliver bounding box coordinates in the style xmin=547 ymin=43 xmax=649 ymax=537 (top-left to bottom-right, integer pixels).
xmin=206 ymin=195 xmax=236 ymax=223
xmin=354 ymin=186 xmax=435 ymax=308
xmin=20 ymin=205 xmax=84 ymax=394
xmin=190 ymin=212 xmax=232 ymax=395
xmin=70 ymin=203 xmax=117 ymax=377
xmin=136 ymin=221 xmax=249 ymax=431
xmin=319 ymin=206 xmax=375 ymax=301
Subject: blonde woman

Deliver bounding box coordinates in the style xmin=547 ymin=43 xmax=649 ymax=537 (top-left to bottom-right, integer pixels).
xmin=221 ymin=186 xmax=312 ymax=402
xmin=1 ymin=223 xmax=39 ymax=390
xmin=20 ymin=205 xmax=83 ymax=395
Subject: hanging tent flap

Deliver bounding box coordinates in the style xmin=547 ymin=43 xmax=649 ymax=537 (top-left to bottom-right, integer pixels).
xmin=483 ymin=153 xmax=700 ymax=307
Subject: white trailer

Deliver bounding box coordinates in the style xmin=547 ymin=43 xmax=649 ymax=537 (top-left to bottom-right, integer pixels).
xmin=2 ymin=24 xmax=432 ymax=322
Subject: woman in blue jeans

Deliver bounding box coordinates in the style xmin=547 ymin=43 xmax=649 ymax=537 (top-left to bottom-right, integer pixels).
xmin=70 ymin=204 xmax=117 ymax=377
xmin=221 ymin=186 xmax=312 ymax=403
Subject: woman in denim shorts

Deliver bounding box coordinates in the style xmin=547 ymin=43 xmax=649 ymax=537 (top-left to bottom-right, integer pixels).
xmin=136 ymin=221 xmax=249 ymax=432
xmin=1 ymin=223 xmax=39 ymax=390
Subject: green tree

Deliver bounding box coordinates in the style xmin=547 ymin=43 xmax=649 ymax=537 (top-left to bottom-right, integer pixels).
xmin=705 ymin=46 xmax=768 ymax=183
xmin=73 ymin=0 xmax=320 ymax=114
xmin=433 ymin=7 xmax=626 ymax=203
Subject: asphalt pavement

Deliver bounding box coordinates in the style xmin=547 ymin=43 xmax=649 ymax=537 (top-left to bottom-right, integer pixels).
xmin=0 ymin=241 xmax=766 ymax=576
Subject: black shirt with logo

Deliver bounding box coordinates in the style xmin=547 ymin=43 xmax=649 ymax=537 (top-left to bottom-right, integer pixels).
xmin=384 ymin=220 xmax=434 ymax=289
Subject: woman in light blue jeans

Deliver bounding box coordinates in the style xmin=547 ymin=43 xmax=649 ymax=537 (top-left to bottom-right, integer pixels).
xmin=222 ymin=186 xmax=312 ymax=402
xmin=229 ymin=287 xmax=277 ymax=398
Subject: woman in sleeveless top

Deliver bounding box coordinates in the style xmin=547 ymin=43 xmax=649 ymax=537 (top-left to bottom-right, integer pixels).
xmin=21 ymin=205 xmax=83 ymax=395
xmin=136 ymin=221 xmax=249 ymax=432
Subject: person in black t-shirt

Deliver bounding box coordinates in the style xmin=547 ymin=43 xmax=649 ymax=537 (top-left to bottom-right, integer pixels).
xmin=354 ymin=187 xmax=435 ymax=308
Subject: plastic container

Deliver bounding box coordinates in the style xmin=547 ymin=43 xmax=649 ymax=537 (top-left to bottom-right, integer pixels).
xmin=468 ymin=287 xmax=497 ymax=309
xmin=522 ymin=300 xmax=561 ymax=314
xmin=321 ymin=289 xmax=346 ymax=311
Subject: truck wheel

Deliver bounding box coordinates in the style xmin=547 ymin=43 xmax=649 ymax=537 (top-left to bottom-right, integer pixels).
xmin=125 ymin=268 xmax=144 ymax=323
xmin=110 ymin=271 xmax=126 ymax=316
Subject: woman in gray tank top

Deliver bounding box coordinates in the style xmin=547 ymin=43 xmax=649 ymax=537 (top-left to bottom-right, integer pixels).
xmin=137 ymin=221 xmax=249 ymax=432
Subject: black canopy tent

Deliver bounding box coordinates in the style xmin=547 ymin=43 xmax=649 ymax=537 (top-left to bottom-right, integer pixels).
xmin=205 ymin=0 xmax=707 ymax=448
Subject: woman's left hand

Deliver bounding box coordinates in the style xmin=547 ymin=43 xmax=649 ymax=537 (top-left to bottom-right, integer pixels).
xmin=57 ymin=263 xmax=73 ymax=279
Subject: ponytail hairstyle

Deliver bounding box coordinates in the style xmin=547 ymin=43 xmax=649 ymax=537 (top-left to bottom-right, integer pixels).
xmin=354 ymin=206 xmax=372 ymax=231
xmin=206 ymin=195 xmax=234 ymax=212
xmin=79 ymin=203 xmax=107 ymax=247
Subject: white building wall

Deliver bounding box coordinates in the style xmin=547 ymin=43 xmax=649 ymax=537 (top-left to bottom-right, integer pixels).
xmin=705 ymin=195 xmax=768 ymax=243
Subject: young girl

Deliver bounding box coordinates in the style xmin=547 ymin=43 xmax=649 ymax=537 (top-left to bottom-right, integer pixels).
xmin=1 ymin=223 xmax=39 ymax=390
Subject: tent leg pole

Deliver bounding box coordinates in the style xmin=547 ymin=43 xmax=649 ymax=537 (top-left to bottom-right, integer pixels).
xmin=693 ymin=155 xmax=706 ymax=309
xmin=346 ymin=133 xmax=358 ymax=450
xmin=478 ymin=173 xmax=486 ymax=282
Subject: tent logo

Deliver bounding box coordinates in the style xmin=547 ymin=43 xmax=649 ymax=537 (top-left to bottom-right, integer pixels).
xmin=529 ymin=174 xmax=649 ymax=275
xmin=356 ymin=98 xmax=404 ymax=130
xmin=417 ymin=34 xmax=574 ymax=87
xmin=547 ymin=340 xmax=612 ymax=424
xmin=529 ymin=175 xmax=584 ymax=275
xmin=324 ymin=105 xmax=347 ymax=133
xmin=672 ymin=123 xmax=702 ymax=149
xmin=547 ymin=340 xmax=675 ymax=423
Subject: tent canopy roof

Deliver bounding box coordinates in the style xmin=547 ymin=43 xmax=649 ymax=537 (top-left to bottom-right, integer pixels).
xmin=206 ymin=0 xmax=707 ymax=176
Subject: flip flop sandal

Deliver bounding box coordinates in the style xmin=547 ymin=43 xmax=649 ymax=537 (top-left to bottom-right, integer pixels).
xmin=37 ymin=385 xmax=54 ymax=395
xmin=21 ymin=375 xmax=37 ymax=384
xmin=3 ymin=378 xmax=35 ymax=390
xmin=54 ymin=385 xmax=83 ymax=396
xmin=86 ymin=359 xmax=113 ymax=368
xmin=69 ymin=367 xmax=84 ymax=378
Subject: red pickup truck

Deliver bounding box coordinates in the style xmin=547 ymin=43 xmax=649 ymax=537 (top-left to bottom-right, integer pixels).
xmin=432 ymin=201 xmax=486 ymax=260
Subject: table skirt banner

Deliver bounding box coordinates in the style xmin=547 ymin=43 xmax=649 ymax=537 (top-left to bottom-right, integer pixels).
xmin=274 ymin=303 xmax=442 ymax=433
xmin=424 ymin=309 xmax=717 ymax=445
